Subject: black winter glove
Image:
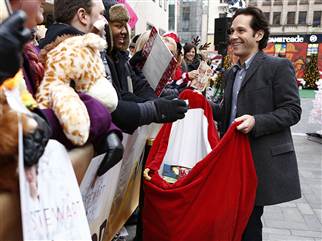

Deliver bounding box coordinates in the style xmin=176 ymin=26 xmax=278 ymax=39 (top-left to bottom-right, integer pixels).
xmin=23 ymin=114 xmax=51 ymax=167
xmin=96 ymin=132 xmax=124 ymax=176
xmin=160 ymin=87 xmax=179 ymax=98
xmin=0 ymin=11 xmax=31 ymax=84
xmin=153 ymin=96 xmax=188 ymax=123
xmin=138 ymin=96 xmax=188 ymax=125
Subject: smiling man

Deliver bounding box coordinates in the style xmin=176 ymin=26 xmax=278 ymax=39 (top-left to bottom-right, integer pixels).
xmin=213 ymin=6 xmax=302 ymax=241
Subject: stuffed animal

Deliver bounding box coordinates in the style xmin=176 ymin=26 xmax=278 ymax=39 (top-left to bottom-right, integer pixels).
xmin=36 ymin=33 xmax=118 ymax=146
xmin=0 ymin=73 xmax=37 ymax=192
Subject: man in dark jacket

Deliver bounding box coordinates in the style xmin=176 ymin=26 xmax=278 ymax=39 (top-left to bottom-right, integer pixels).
xmin=103 ymin=1 xmax=188 ymax=134
xmin=39 ymin=0 xmax=124 ymax=175
xmin=213 ymin=6 xmax=301 ymax=241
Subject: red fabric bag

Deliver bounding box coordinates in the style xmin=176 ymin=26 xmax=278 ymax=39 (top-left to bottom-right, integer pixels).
xmin=143 ymin=89 xmax=257 ymax=241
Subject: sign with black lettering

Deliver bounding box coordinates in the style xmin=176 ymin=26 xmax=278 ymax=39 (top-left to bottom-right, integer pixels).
xmin=19 ymin=140 xmax=91 ymax=240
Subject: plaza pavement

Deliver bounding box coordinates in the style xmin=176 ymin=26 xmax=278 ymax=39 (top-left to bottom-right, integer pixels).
xmin=263 ymin=97 xmax=322 ymax=241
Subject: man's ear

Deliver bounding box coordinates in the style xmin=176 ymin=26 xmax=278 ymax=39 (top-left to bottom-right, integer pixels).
xmin=76 ymin=8 xmax=88 ymax=26
xmin=255 ymin=30 xmax=264 ymax=42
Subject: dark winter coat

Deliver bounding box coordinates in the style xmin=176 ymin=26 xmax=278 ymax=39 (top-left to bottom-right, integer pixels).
xmin=214 ymin=51 xmax=302 ymax=205
xmin=105 ymin=50 xmax=157 ymax=134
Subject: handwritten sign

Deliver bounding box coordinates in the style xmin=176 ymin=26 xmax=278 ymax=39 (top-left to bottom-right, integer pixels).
xmin=19 ymin=140 xmax=91 ymax=240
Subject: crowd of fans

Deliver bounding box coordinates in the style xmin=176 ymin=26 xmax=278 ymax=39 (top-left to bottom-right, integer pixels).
xmin=0 ymin=0 xmax=219 ymax=192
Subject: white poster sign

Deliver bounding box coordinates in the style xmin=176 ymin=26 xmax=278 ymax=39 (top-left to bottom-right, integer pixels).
xmin=19 ymin=140 xmax=91 ymax=241
xmin=80 ymin=125 xmax=154 ymax=241
xmin=141 ymin=27 xmax=177 ymax=96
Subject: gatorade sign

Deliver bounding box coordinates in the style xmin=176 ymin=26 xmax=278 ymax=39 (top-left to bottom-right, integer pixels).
xmin=269 ymin=34 xmax=322 ymax=43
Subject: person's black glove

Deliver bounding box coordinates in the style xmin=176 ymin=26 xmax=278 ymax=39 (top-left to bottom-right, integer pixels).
xmin=23 ymin=114 xmax=51 ymax=167
xmin=138 ymin=96 xmax=188 ymax=125
xmin=160 ymin=87 xmax=179 ymax=98
xmin=0 ymin=11 xmax=31 ymax=84
xmin=96 ymin=132 xmax=124 ymax=176
xmin=153 ymin=96 xmax=188 ymax=123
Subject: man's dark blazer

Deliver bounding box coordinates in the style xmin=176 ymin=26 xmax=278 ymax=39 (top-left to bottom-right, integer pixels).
xmin=215 ymin=51 xmax=302 ymax=206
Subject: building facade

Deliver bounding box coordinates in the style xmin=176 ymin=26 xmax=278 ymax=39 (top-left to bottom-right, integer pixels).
xmin=177 ymin=0 xmax=208 ymax=44
xmin=246 ymin=0 xmax=322 ymax=34
xmin=168 ymin=0 xmax=180 ymax=32
xmin=128 ymin=0 xmax=169 ymax=35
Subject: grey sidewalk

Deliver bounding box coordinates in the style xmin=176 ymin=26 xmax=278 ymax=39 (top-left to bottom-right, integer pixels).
xmin=263 ymin=135 xmax=322 ymax=241
xmin=263 ymin=97 xmax=322 ymax=241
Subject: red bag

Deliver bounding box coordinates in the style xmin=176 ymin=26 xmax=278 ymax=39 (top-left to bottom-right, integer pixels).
xmin=143 ymin=89 xmax=257 ymax=241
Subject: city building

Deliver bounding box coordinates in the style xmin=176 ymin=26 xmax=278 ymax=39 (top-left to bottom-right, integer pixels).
xmin=43 ymin=1 xmax=169 ymax=36
xmin=168 ymin=0 xmax=180 ymax=32
xmin=128 ymin=0 xmax=169 ymax=35
xmin=207 ymin=0 xmax=322 ymax=78
xmin=246 ymin=0 xmax=322 ymax=79
xmin=177 ymin=0 xmax=208 ymax=44
xmin=246 ymin=0 xmax=322 ymax=35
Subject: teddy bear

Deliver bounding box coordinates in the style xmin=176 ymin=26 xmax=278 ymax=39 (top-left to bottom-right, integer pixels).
xmin=36 ymin=33 xmax=118 ymax=146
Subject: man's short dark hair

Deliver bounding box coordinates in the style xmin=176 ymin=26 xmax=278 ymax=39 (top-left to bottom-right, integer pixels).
xmin=54 ymin=0 xmax=93 ymax=24
xmin=232 ymin=6 xmax=270 ymax=50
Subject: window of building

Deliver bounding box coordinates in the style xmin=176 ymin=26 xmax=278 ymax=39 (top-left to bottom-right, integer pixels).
xmin=299 ymin=0 xmax=308 ymax=4
xmin=182 ymin=21 xmax=189 ymax=31
xmin=264 ymin=12 xmax=270 ymax=22
xmin=287 ymin=12 xmax=295 ymax=24
xmin=248 ymin=0 xmax=257 ymax=6
xmin=274 ymin=0 xmax=283 ymax=5
xmin=298 ymin=11 xmax=307 ymax=24
xmin=273 ymin=12 xmax=281 ymax=25
xmin=168 ymin=4 xmax=175 ymax=30
xmin=262 ymin=0 xmax=271 ymax=6
xmin=164 ymin=0 xmax=167 ymax=11
xmin=315 ymin=0 xmax=322 ymax=4
xmin=159 ymin=0 xmax=162 ymax=7
xmin=313 ymin=11 xmax=322 ymax=27
xmin=182 ymin=6 xmax=190 ymax=21
xmin=288 ymin=0 xmax=297 ymax=5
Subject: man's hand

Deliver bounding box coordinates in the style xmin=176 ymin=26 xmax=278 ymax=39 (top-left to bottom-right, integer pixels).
xmin=235 ymin=114 xmax=255 ymax=134
xmin=143 ymin=168 xmax=152 ymax=181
